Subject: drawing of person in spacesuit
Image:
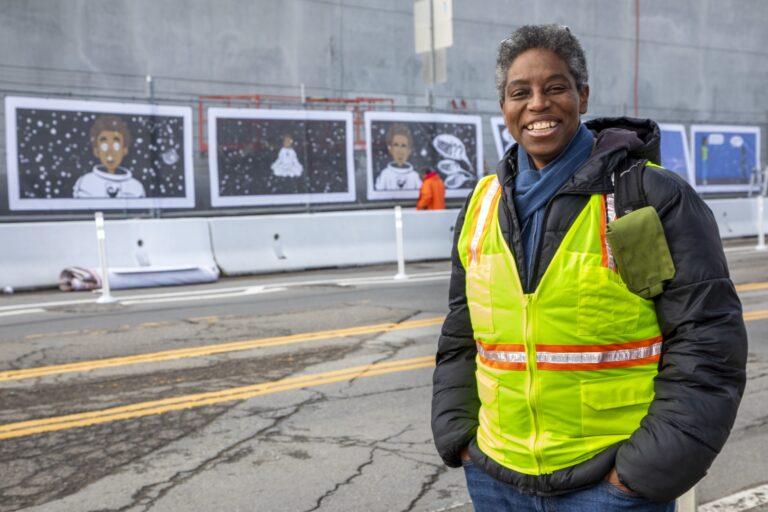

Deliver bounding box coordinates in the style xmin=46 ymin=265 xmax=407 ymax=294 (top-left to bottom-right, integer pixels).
xmin=73 ymin=115 xmax=146 ymax=198
xmin=375 ymin=123 xmax=422 ymax=191
xmin=270 ymin=134 xmax=304 ymax=178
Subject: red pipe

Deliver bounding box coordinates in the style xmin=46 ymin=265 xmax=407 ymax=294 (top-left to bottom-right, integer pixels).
xmin=196 ymin=95 xmax=396 ymax=153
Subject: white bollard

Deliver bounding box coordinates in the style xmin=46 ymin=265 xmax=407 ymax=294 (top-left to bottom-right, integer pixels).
xmin=677 ymin=487 xmax=697 ymax=512
xmin=94 ymin=212 xmax=116 ymax=304
xmin=393 ymin=206 xmax=409 ymax=280
xmin=757 ymin=195 xmax=766 ymax=251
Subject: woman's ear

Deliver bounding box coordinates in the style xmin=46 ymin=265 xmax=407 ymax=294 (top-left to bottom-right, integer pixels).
xmin=579 ymin=85 xmax=590 ymax=115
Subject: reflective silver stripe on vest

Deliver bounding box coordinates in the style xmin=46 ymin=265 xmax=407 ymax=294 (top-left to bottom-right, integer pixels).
xmin=470 ymin=178 xmax=501 ymax=264
xmin=605 ymin=194 xmax=617 ymax=270
xmin=477 ymin=341 xmax=662 ymax=365
xmin=476 ymin=342 xmax=527 ymax=363
xmin=606 ymin=193 xmax=617 ymax=222
xmin=536 ymin=341 xmax=662 ymax=364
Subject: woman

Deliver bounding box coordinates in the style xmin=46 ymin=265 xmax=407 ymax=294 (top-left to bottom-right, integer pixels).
xmin=431 ymin=24 xmax=746 ymax=511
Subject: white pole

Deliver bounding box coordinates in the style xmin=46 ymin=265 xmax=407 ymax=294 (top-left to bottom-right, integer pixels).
xmin=757 ymin=195 xmax=766 ymax=251
xmin=94 ymin=212 xmax=115 ymax=304
xmin=677 ymin=487 xmax=697 ymax=512
xmin=394 ymin=206 xmax=408 ymax=280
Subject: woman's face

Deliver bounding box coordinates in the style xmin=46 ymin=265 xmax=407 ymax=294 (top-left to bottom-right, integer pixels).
xmin=501 ymin=48 xmax=589 ymax=169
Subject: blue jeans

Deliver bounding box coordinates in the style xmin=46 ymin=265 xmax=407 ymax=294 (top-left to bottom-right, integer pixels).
xmin=463 ymin=461 xmax=676 ymax=512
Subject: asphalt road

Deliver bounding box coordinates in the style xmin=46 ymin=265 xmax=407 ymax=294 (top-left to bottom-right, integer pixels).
xmin=0 ymin=244 xmax=767 ymax=512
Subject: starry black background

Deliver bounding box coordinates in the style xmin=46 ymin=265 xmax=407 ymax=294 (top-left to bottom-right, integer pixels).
xmin=14 ymin=108 xmax=187 ymax=199
xmin=215 ymin=118 xmax=349 ymax=196
xmin=370 ymin=120 xmax=479 ymax=189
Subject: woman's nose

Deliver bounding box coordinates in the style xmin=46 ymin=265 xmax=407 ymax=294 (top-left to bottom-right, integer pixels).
xmin=528 ymin=90 xmax=549 ymax=110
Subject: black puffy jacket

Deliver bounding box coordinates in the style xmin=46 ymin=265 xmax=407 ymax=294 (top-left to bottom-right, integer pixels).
xmin=431 ymin=117 xmax=747 ymax=502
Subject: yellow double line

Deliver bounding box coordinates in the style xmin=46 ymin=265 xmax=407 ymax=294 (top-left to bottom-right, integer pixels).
xmin=736 ymin=282 xmax=768 ymax=293
xmin=3 ymin=304 xmax=768 ymax=441
xmin=0 ymin=356 xmax=434 ymax=441
xmin=0 ymin=317 xmax=443 ymax=383
xmin=743 ymin=309 xmax=768 ymax=321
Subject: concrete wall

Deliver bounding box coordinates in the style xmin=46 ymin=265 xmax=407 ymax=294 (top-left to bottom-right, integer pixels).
xmin=0 ymin=0 xmax=766 ymax=220
xmin=1 ymin=1 xmax=763 ymax=117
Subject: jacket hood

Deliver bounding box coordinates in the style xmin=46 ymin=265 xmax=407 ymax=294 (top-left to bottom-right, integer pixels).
xmin=586 ymin=116 xmax=660 ymax=165
xmin=496 ymin=117 xmax=661 ymax=195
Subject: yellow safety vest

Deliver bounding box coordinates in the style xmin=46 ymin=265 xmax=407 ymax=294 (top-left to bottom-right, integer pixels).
xmin=458 ymin=175 xmax=662 ymax=475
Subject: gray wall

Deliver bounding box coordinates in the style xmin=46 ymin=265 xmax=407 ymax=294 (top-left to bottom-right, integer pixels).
xmin=0 ymin=0 xmax=766 ymax=219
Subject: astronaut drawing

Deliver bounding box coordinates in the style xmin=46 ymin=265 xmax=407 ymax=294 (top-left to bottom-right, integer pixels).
xmin=271 ymin=135 xmax=304 ymax=178
xmin=375 ymin=123 xmax=422 ymax=191
xmin=73 ymin=115 xmax=146 ymax=198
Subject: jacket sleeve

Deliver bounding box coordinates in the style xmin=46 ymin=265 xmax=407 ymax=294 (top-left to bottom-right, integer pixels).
xmin=416 ymin=181 xmax=432 ymax=210
xmin=431 ymin=198 xmax=480 ymax=467
xmin=615 ymin=168 xmax=748 ymax=501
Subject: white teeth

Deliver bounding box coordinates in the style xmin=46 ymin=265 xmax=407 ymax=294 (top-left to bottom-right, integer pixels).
xmin=526 ymin=121 xmax=558 ymax=131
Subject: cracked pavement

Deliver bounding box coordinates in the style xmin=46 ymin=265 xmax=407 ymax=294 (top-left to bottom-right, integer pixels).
xmin=0 ymin=263 xmax=471 ymax=511
xmin=2 ymin=253 xmax=767 ymax=511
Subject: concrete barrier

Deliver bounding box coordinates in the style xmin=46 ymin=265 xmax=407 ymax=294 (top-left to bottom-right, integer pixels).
xmin=208 ymin=209 xmax=460 ymax=276
xmin=0 ymin=197 xmax=762 ymax=290
xmin=704 ymin=198 xmax=759 ymax=239
xmin=402 ymin=209 xmax=459 ymax=260
xmin=0 ymin=218 xmax=216 ymax=290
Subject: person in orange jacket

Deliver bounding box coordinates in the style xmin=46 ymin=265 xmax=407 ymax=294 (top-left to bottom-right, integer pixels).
xmin=416 ymin=167 xmax=446 ymax=210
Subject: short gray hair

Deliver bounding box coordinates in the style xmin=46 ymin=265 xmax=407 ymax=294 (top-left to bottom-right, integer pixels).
xmin=495 ymin=24 xmax=588 ymax=104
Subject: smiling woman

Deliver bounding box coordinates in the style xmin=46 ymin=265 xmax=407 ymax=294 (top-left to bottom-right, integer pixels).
xmin=502 ymin=48 xmax=589 ymax=169
xmin=431 ymin=23 xmax=747 ymax=512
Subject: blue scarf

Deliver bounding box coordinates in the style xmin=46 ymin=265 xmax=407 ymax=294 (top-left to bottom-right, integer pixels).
xmin=514 ymin=123 xmax=594 ymax=289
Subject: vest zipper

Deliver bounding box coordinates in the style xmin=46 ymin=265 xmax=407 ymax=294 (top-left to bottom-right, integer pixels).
xmin=523 ymin=294 xmax=545 ymax=473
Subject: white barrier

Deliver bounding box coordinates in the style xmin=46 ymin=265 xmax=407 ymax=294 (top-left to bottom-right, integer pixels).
xmin=401 ymin=209 xmax=458 ymax=260
xmin=0 ymin=218 xmax=216 ymax=290
xmin=208 ymin=209 xmax=460 ymax=276
xmin=704 ymin=198 xmax=758 ymax=239
xmin=0 ymin=197 xmax=763 ymax=290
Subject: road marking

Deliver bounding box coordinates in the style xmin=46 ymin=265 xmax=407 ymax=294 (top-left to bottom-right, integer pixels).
xmin=119 ymin=286 xmax=287 ymax=305
xmin=5 ymin=306 xmax=768 ymax=383
xmin=743 ymin=309 xmax=768 ymax=321
xmin=6 ymin=272 xmax=768 ymax=316
xmin=0 ymin=316 xmax=443 ymax=382
xmin=699 ymin=483 xmax=768 ymax=511
xmin=0 ymin=308 xmax=45 ymax=317
xmin=188 ymin=315 xmax=222 ymax=322
xmin=724 ymin=245 xmax=762 ymax=254
xmin=0 ymin=271 xmax=451 ymax=314
xmin=0 ymin=356 xmax=435 ymax=440
xmin=735 ymin=281 xmax=768 ymax=292
xmin=25 ymin=330 xmax=80 ymax=340
xmin=24 ymin=322 xmax=167 ymax=341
